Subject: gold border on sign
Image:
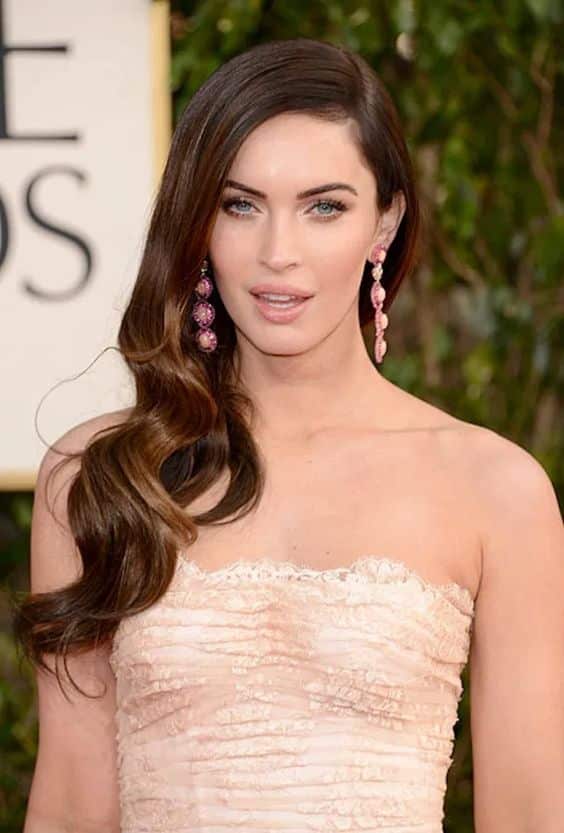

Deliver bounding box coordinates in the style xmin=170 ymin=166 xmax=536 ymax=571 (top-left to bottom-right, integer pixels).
xmin=150 ymin=0 xmax=172 ymax=188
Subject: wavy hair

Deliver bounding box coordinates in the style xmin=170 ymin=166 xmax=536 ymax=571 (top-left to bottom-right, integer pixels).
xmin=12 ymin=37 xmax=422 ymax=698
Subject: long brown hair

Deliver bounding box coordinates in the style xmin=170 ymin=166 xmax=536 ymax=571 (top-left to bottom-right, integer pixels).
xmin=12 ymin=37 xmax=422 ymax=697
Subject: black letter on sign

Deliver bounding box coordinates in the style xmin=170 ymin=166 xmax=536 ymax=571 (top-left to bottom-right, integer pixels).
xmin=0 ymin=187 xmax=8 ymax=272
xmin=22 ymin=166 xmax=93 ymax=300
xmin=0 ymin=0 xmax=78 ymax=141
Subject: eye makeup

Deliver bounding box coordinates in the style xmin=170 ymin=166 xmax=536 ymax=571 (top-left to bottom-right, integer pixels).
xmin=221 ymin=196 xmax=348 ymax=221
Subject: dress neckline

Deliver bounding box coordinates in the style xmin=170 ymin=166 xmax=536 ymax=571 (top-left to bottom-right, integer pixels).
xmin=176 ymin=553 xmax=476 ymax=613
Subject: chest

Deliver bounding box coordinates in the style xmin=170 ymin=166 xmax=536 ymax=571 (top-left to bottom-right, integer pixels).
xmin=180 ymin=430 xmax=481 ymax=597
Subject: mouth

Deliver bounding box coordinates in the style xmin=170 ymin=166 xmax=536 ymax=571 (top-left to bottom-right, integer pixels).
xmin=250 ymin=292 xmax=312 ymax=307
xmin=250 ymin=289 xmax=313 ymax=301
xmin=250 ymin=292 xmax=312 ymax=323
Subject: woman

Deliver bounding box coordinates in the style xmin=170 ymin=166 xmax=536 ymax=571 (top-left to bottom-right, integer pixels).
xmin=16 ymin=37 xmax=564 ymax=833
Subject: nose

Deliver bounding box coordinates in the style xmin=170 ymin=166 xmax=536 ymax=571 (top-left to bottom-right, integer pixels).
xmin=258 ymin=214 xmax=300 ymax=271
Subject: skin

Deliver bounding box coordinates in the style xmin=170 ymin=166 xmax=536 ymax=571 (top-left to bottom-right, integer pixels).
xmin=25 ymin=115 xmax=564 ymax=833
xmin=208 ymin=112 xmax=408 ymax=442
xmin=201 ymin=119 xmax=564 ymax=827
xmin=202 ymin=111 xmax=483 ymax=597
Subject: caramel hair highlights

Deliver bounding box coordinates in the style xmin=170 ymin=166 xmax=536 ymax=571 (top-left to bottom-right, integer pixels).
xmin=12 ymin=38 xmax=421 ymax=697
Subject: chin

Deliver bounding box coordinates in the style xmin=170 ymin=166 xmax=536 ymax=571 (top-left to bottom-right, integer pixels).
xmin=239 ymin=329 xmax=314 ymax=356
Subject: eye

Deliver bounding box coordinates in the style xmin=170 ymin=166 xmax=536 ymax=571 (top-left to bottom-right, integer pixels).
xmin=310 ymin=198 xmax=347 ymax=220
xmin=221 ymin=196 xmax=348 ymax=220
xmin=222 ymin=197 xmax=255 ymax=217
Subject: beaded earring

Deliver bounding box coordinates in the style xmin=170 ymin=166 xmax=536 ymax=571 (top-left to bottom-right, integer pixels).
xmin=369 ymin=244 xmax=389 ymax=364
xmin=192 ymin=257 xmax=218 ymax=352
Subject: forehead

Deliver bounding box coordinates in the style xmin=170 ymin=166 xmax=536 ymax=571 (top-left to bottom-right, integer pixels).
xmin=227 ymin=112 xmax=372 ymax=188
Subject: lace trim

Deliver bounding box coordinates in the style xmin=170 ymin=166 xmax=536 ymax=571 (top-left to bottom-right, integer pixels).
xmin=176 ymin=553 xmax=475 ymax=613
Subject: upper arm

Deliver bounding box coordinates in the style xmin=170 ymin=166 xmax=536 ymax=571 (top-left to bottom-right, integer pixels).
xmin=24 ymin=410 xmax=131 ymax=831
xmin=469 ymin=430 xmax=564 ymax=832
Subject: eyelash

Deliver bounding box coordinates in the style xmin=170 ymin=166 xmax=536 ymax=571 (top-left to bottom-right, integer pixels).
xmin=221 ymin=197 xmax=348 ymax=221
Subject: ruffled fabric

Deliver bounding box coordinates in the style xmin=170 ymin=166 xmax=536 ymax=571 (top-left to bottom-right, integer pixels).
xmin=110 ymin=555 xmax=475 ymax=832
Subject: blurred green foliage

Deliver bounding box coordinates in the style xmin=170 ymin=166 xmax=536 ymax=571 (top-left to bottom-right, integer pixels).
xmin=1 ymin=0 xmax=562 ymax=829
xmin=1 ymin=492 xmax=36 ymax=830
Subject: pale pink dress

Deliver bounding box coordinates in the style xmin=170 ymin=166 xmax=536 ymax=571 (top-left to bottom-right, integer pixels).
xmin=109 ymin=555 xmax=475 ymax=832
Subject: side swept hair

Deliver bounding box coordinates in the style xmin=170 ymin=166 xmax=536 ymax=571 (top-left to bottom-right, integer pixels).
xmin=12 ymin=37 xmax=422 ymax=697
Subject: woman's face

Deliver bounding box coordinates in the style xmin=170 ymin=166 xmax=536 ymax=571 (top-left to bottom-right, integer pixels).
xmin=208 ymin=112 xmax=403 ymax=357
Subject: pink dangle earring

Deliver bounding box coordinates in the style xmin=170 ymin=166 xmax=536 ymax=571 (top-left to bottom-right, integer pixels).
xmin=192 ymin=257 xmax=218 ymax=352
xmin=369 ymin=244 xmax=389 ymax=364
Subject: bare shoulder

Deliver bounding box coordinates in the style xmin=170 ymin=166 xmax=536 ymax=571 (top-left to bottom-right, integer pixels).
xmin=451 ymin=420 xmax=557 ymax=502
xmin=394 ymin=383 xmax=548 ymax=485
xmin=476 ymin=427 xmax=561 ymax=539
xmin=45 ymin=405 xmax=134 ymax=460
xmin=396 ymin=381 xmax=558 ymax=504
xmin=376 ymin=385 xmax=561 ymax=602
xmin=433 ymin=415 xmax=556 ymax=506
xmin=32 ymin=406 xmax=135 ymax=591
xmin=446 ymin=421 xmax=561 ymax=579
xmin=36 ymin=406 xmax=134 ymax=514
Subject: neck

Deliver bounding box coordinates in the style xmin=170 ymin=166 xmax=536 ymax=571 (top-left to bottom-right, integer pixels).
xmin=233 ymin=327 xmax=391 ymax=442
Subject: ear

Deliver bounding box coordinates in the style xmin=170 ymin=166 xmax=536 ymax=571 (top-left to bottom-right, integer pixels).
xmin=369 ymin=191 xmax=407 ymax=258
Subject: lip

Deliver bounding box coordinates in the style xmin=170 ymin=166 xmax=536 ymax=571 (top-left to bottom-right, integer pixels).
xmin=251 ymin=293 xmax=311 ymax=323
xmin=250 ymin=283 xmax=314 ymax=299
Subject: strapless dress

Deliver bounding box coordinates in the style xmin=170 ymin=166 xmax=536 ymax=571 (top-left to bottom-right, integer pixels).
xmin=109 ymin=554 xmax=475 ymax=832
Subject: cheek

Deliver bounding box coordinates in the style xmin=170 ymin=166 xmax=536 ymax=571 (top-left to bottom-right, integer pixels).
xmin=306 ymin=207 xmax=370 ymax=253
xmin=209 ymin=214 xmax=240 ymax=248
xmin=208 ymin=219 xmax=254 ymax=285
xmin=330 ymin=244 xmax=367 ymax=277
xmin=307 ymin=227 xmax=370 ymax=290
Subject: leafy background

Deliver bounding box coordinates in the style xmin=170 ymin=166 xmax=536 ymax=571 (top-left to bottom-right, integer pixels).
xmin=1 ymin=0 xmax=562 ymax=829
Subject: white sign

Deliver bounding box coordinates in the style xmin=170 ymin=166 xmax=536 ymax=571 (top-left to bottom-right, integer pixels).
xmin=0 ymin=0 xmax=170 ymax=488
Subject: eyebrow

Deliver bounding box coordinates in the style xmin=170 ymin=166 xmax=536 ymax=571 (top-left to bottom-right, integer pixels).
xmin=224 ymin=179 xmax=358 ymax=199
